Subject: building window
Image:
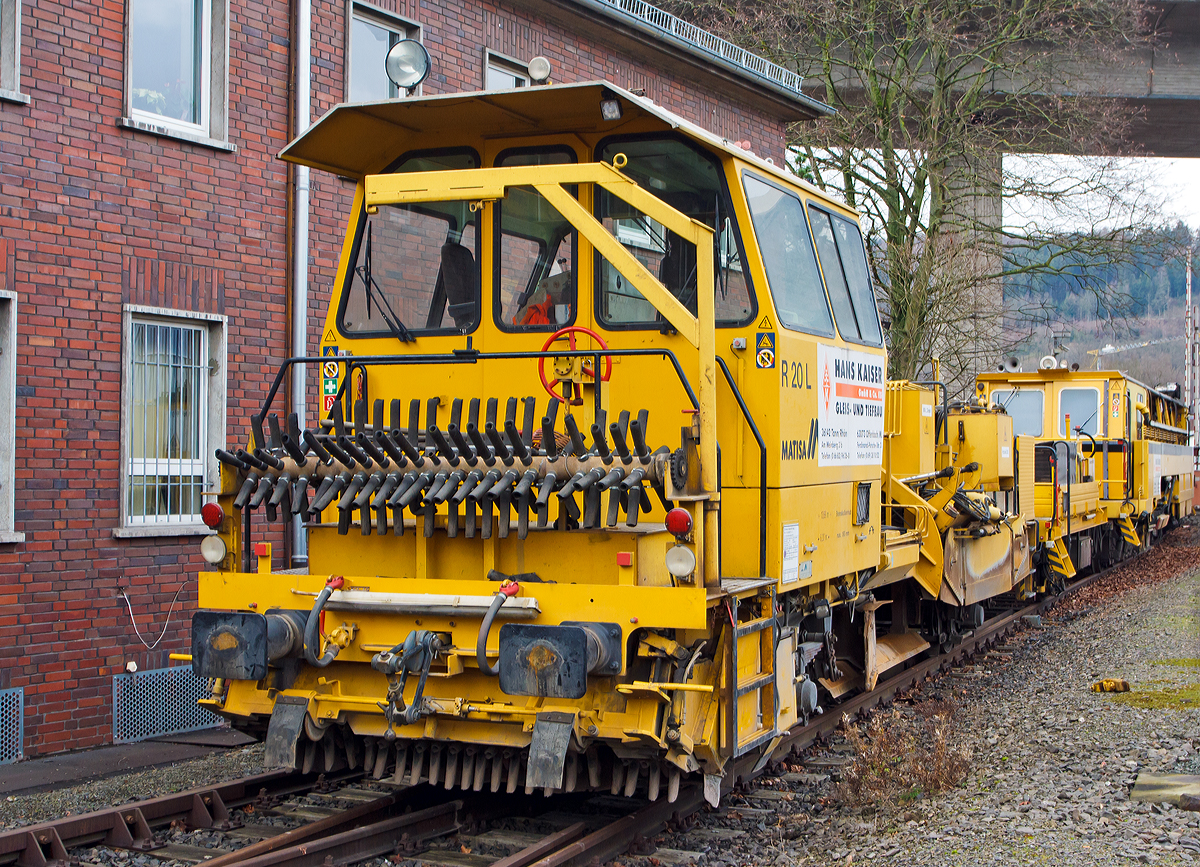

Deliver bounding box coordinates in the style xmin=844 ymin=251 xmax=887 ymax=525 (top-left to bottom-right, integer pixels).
xmin=117 ymin=306 xmax=227 ymax=538
xmin=0 ymin=0 xmax=27 ymax=104
xmin=121 ymin=0 xmax=231 ymax=147
xmin=348 ymin=4 xmax=419 ymax=102
xmin=485 ymin=51 xmax=529 ymax=90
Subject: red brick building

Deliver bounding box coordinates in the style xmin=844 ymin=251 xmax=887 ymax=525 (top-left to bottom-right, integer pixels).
xmin=0 ymin=0 xmax=821 ymax=756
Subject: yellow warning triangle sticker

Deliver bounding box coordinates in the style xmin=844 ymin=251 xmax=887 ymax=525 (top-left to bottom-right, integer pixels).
xmin=323 ymin=329 xmax=336 ymax=342
xmin=757 ymin=316 xmax=772 ymax=330
xmin=758 ymin=333 xmax=773 ymax=348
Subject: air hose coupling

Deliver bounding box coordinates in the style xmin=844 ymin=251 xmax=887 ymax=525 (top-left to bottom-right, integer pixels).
xmin=477 ymin=580 xmax=520 ymax=676
xmin=304 ymin=575 xmax=346 ymax=668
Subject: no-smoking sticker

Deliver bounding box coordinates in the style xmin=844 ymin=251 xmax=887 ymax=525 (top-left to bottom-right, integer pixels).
xmin=755 ymin=332 xmax=775 ymax=369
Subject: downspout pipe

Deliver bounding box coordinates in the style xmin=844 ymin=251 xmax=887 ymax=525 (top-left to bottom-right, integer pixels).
xmin=291 ymin=0 xmax=311 ymax=568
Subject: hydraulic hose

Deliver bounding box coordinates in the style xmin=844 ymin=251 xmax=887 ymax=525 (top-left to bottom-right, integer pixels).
xmin=476 ymin=581 xmax=520 ymax=676
xmin=304 ymin=576 xmax=345 ymax=667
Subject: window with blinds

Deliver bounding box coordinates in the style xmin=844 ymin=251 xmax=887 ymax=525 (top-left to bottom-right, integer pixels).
xmin=127 ymin=319 xmax=208 ymax=524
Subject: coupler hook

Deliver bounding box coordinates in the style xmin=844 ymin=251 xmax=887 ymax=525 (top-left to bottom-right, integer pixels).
xmin=372 ymin=629 xmax=443 ymax=737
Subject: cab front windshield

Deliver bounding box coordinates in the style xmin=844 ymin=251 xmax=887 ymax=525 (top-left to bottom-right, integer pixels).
xmin=340 ymin=152 xmax=481 ymax=337
xmin=992 ymin=389 xmax=1044 ymax=437
xmin=596 ymin=137 xmax=754 ymax=327
xmin=495 ymin=148 xmax=576 ymax=331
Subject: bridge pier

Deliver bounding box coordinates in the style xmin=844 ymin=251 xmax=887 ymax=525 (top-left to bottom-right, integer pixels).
xmin=941 ymin=151 xmax=1004 ymax=392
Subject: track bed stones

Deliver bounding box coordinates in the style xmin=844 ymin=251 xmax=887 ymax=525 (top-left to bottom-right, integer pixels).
xmin=620 ymin=527 xmax=1200 ymax=867
xmin=0 ymin=744 xmax=267 ymax=830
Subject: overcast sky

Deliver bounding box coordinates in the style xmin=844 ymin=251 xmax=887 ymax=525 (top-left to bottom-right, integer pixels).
xmin=1150 ymin=158 xmax=1200 ymax=228
xmin=996 ymin=155 xmax=1200 ymax=236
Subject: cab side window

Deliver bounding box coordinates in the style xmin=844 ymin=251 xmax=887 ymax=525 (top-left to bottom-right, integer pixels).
xmin=809 ymin=207 xmax=883 ymax=345
xmin=741 ymin=173 xmax=834 ymax=337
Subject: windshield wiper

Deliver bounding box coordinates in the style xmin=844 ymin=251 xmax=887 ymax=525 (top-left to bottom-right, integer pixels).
xmin=355 ymin=223 xmax=414 ymax=343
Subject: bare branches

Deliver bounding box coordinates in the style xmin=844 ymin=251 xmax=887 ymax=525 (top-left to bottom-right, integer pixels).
xmin=672 ymin=0 xmax=1166 ymax=389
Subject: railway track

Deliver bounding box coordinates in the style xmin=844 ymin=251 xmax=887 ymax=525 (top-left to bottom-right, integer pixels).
xmin=730 ymin=557 xmax=1121 ymax=787
xmin=0 ymin=557 xmax=1133 ymax=867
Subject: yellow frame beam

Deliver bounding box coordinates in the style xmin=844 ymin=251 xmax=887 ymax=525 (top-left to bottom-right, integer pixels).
xmin=364 ymin=161 xmax=722 ymax=585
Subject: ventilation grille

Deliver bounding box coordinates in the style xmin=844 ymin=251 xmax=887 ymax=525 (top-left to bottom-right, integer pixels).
xmin=112 ymin=666 xmax=221 ymax=744
xmin=855 ymin=482 xmax=871 ymax=526
xmin=0 ymin=687 xmax=22 ymax=764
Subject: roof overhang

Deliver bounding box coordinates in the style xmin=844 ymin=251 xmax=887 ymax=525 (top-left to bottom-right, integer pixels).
xmin=280 ymin=81 xmax=817 ymax=179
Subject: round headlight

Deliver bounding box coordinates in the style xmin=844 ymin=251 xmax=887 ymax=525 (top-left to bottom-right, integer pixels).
xmin=527 ymin=56 xmax=552 ymax=83
xmin=665 ymin=544 xmax=696 ymax=578
xmin=200 ymin=534 xmax=227 ymax=565
xmin=385 ymin=39 xmax=431 ymax=91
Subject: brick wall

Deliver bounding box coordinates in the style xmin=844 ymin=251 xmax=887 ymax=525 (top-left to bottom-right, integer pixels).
xmin=0 ymin=0 xmax=789 ymax=755
xmin=0 ymin=0 xmax=294 ymax=754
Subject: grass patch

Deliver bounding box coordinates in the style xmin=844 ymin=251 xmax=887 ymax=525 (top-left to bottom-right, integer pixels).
xmin=1109 ymin=683 xmax=1200 ymax=710
xmin=1151 ymin=658 xmax=1200 ymax=668
xmin=836 ymin=699 xmax=972 ymax=808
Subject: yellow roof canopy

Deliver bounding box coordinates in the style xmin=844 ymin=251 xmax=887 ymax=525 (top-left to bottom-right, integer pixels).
xmin=279 ymin=81 xmax=801 ymax=178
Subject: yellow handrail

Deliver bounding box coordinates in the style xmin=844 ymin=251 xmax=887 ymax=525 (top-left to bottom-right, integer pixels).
xmin=364 ymin=161 xmax=721 ymax=586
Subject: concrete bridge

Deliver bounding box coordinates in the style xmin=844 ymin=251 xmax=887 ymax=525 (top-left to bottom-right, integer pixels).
xmin=1113 ymin=1 xmax=1200 ymax=157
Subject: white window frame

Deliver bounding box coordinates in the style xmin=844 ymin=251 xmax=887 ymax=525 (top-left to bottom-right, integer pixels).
xmin=484 ymin=50 xmax=530 ymax=90
xmin=119 ymin=0 xmax=233 ymax=151
xmin=1058 ymin=387 xmax=1101 ymax=437
xmin=115 ymin=305 xmax=227 ymax=538
xmin=0 ymin=291 xmax=20 ymax=543
xmin=0 ymin=0 xmax=28 ymax=105
xmin=345 ymin=2 xmax=421 ymax=102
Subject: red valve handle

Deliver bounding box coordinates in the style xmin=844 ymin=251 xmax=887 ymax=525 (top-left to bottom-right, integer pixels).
xmin=537 ymin=326 xmax=613 ymax=403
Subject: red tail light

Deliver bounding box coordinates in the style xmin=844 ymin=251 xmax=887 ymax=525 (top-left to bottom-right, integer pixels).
xmin=665 ymin=507 xmax=692 ymax=538
xmin=201 ymin=502 xmax=225 ymax=529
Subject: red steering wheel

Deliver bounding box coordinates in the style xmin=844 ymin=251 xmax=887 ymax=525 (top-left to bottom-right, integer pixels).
xmin=538 ymin=326 xmax=613 ymax=404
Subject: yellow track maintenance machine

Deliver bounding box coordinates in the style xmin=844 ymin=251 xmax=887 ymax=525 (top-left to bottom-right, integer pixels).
xmin=190 ymin=83 xmax=1112 ymax=804
xmin=977 ymin=367 xmax=1192 ymax=590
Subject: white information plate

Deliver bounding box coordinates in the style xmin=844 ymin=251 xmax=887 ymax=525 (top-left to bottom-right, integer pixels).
xmin=816 ymin=344 xmax=885 ymax=467
xmin=782 ymin=523 xmax=800 ymax=584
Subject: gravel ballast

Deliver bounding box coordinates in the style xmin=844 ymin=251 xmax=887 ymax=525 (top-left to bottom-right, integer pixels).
xmin=0 ymin=744 xmax=265 ymax=830
xmin=635 ymin=527 xmax=1200 ymax=866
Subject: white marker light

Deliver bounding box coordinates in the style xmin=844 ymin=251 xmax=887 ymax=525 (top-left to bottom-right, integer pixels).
xmin=528 ymin=56 xmax=552 ymax=84
xmin=385 ymin=39 xmax=432 ymax=91
xmin=200 ymin=534 xmax=228 ymax=565
xmin=665 ymin=544 xmax=697 ymax=578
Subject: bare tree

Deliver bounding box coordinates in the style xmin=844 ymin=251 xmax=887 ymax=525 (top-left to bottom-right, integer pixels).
xmin=674 ymin=0 xmax=1167 ymax=390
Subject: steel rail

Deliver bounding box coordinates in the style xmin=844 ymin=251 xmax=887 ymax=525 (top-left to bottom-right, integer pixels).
xmin=0 ymin=769 xmax=363 ymax=866
xmin=487 ymin=784 xmax=706 ymax=867
xmin=199 ymin=789 xmax=403 ymax=867
xmin=222 ymin=801 xmax=463 ymax=867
